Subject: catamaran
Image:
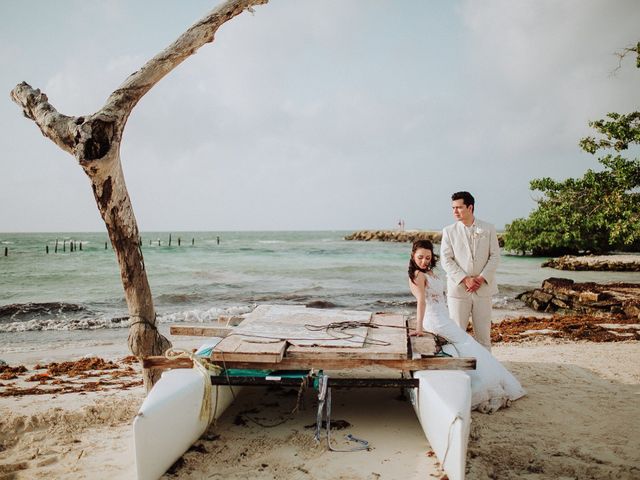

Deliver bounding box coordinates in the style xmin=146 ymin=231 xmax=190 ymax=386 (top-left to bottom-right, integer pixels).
xmin=134 ymin=305 xmax=475 ymax=480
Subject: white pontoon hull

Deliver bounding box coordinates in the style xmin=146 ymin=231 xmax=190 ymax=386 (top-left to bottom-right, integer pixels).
xmin=412 ymin=370 xmax=471 ymax=480
xmin=133 ymin=367 xmax=237 ymax=480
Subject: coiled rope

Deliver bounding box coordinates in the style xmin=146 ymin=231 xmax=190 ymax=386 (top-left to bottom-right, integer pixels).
xmin=164 ymin=347 xmax=222 ymax=425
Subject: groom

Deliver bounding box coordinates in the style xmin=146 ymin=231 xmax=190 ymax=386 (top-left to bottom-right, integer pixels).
xmin=440 ymin=191 xmax=500 ymax=350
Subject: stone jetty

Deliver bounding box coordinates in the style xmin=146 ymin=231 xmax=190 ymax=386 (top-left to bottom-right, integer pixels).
xmin=517 ymin=277 xmax=640 ymax=320
xmin=542 ymin=254 xmax=640 ymax=271
xmin=345 ymin=229 xmax=505 ymax=246
xmin=344 ymin=230 xmax=442 ymax=243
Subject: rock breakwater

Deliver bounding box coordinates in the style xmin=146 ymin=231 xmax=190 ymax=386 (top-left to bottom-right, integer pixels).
xmin=542 ymin=254 xmax=640 ymax=271
xmin=344 ymin=230 xmax=442 ymax=243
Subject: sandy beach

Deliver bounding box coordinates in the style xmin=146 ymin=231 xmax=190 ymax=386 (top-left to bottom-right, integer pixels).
xmin=1 ymin=334 xmax=639 ymax=480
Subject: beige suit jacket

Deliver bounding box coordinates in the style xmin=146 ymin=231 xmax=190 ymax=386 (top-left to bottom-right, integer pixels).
xmin=440 ymin=218 xmax=500 ymax=298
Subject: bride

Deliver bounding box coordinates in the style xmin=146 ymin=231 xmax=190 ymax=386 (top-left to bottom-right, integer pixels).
xmin=408 ymin=239 xmax=526 ymax=413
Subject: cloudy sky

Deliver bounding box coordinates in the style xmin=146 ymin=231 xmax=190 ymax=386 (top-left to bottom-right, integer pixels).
xmin=1 ymin=0 xmax=638 ymax=232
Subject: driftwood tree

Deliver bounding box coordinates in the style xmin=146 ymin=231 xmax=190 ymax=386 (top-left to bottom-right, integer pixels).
xmin=10 ymin=0 xmax=268 ymax=390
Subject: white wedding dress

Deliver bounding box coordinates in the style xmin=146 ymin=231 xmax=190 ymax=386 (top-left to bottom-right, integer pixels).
xmin=422 ymin=273 xmax=526 ymax=413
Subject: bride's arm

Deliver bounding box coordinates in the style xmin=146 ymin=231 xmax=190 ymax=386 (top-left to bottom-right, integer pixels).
xmin=409 ymin=272 xmax=427 ymax=336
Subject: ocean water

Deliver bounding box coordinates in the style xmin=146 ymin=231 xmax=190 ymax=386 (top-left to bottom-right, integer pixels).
xmin=2 ymin=231 xmax=639 ymax=356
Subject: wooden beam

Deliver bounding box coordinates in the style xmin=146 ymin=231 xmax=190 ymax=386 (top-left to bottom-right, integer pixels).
xmin=170 ymin=325 xmax=232 ymax=337
xmin=208 ymin=376 xmax=420 ymax=388
xmin=142 ymin=355 xmax=476 ymax=371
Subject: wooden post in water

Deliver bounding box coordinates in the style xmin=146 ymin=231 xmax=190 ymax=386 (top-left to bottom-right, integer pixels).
xmin=158 ymin=239 xmax=161 ymax=246
xmin=105 ymin=241 xmax=108 ymax=250
xmin=192 ymin=238 xmax=195 ymax=246
xmin=178 ymin=237 xmax=181 ymax=246
xmin=63 ymin=240 xmax=66 ymax=252
xmin=79 ymin=241 xmax=82 ymax=251
xmin=70 ymin=241 xmax=74 ymax=253
xmin=169 ymin=234 xmax=172 ymax=247
xmin=4 ymin=247 xmax=7 ymax=257
xmin=216 ymin=235 xmax=220 ymax=245
xmin=55 ymin=239 xmax=58 ymax=253
xmin=46 ymin=245 xmax=49 ymax=254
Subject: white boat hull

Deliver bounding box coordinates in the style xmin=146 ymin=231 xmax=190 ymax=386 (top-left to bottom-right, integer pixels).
xmin=134 ymin=367 xmax=237 ymax=480
xmin=412 ymin=370 xmax=471 ymax=480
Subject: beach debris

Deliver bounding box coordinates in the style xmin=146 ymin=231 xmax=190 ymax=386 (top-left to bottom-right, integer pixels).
xmin=0 ymin=365 xmax=28 ymax=380
xmin=597 ymin=323 xmax=640 ymax=330
xmin=492 ymin=315 xmax=640 ymax=343
xmin=119 ymin=355 xmax=139 ymax=364
xmin=35 ymin=357 xmax=119 ymax=377
xmin=519 ymin=329 xmax=560 ymax=336
xmin=0 ymin=357 xmax=142 ymax=397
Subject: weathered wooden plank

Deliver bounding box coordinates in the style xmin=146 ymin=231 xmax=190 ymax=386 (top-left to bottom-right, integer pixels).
xmin=364 ymin=313 xmax=408 ymax=356
xmin=410 ymin=335 xmax=438 ymax=359
xmin=169 ymin=325 xmax=233 ymax=337
xmin=285 ymin=312 xmax=407 ymax=360
xmin=143 ymin=355 xmax=476 ymax=371
xmin=210 ymin=335 xmax=286 ymax=363
xmin=242 ymin=304 xmax=372 ymax=326
xmin=229 ymin=321 xmax=368 ymax=348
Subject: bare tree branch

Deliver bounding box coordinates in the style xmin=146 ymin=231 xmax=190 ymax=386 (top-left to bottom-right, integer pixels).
xmin=103 ymin=0 xmax=268 ymax=120
xmin=611 ymin=41 xmax=640 ymax=75
xmin=10 ymin=82 xmax=79 ymax=155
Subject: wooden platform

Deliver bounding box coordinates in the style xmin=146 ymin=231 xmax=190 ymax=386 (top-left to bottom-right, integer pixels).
xmin=148 ymin=305 xmax=476 ymax=372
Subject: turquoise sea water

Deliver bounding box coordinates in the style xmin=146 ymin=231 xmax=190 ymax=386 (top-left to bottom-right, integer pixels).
xmin=2 ymin=231 xmax=639 ymax=355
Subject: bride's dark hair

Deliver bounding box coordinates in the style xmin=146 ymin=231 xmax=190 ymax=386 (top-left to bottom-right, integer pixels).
xmin=408 ymin=239 xmax=438 ymax=284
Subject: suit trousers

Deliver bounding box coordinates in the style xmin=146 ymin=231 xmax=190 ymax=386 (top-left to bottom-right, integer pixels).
xmin=447 ymin=295 xmax=492 ymax=351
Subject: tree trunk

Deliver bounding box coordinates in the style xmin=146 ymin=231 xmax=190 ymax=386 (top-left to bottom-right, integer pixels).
xmin=10 ymin=0 xmax=268 ymax=391
xmin=85 ymin=146 xmax=171 ymax=388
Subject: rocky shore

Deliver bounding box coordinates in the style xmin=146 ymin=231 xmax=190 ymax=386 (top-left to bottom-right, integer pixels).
xmin=344 ymin=230 xmax=442 ymax=243
xmin=517 ymin=277 xmax=640 ymax=319
xmin=542 ymin=254 xmax=640 ymax=271
xmin=345 ymin=229 xmax=505 ymax=245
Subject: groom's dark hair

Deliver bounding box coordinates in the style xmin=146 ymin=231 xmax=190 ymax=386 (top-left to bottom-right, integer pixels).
xmin=452 ymin=191 xmax=475 ymax=211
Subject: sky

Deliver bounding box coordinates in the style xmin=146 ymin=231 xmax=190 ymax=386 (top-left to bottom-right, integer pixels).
xmin=0 ymin=0 xmax=638 ymax=232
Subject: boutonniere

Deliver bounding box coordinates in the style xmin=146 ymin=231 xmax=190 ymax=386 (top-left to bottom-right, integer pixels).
xmin=472 ymin=228 xmax=486 ymax=239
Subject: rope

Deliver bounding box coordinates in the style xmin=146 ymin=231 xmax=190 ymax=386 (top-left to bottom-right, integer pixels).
xmin=239 ymin=376 xmax=309 ymax=428
xmin=129 ymin=314 xmax=159 ymax=331
xmin=304 ymin=321 xmax=392 ymax=346
xmin=164 ymin=347 xmax=222 ymax=425
xmin=441 ymin=414 xmax=463 ymax=471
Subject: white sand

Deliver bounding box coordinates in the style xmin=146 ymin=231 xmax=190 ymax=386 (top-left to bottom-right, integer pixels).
xmin=1 ymin=339 xmax=639 ymax=480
